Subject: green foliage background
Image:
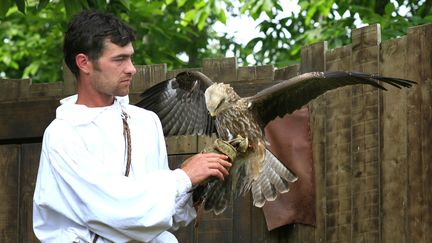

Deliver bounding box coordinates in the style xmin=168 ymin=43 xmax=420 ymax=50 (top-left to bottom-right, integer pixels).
xmin=0 ymin=0 xmax=431 ymax=83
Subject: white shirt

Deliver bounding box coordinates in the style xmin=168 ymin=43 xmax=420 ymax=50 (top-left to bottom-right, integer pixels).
xmin=33 ymin=95 xmax=196 ymax=243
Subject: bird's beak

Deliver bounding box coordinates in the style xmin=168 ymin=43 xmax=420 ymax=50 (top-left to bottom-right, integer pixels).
xmin=209 ymin=112 xmax=216 ymax=117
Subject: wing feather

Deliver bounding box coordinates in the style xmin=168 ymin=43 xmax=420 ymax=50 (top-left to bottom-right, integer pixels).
xmin=247 ymin=71 xmax=415 ymax=129
xmin=135 ymin=71 xmax=216 ymax=136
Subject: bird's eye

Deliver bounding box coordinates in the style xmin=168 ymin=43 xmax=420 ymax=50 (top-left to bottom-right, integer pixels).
xmin=215 ymin=98 xmax=225 ymax=110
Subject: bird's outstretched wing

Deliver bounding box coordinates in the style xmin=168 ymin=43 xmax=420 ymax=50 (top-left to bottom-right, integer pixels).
xmin=246 ymin=71 xmax=416 ymax=129
xmin=135 ymin=71 xmax=216 ymax=136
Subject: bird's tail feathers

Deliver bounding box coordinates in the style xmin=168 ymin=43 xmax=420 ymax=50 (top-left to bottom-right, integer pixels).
xmin=232 ymin=157 xmax=255 ymax=198
xmin=251 ymin=149 xmax=298 ymax=208
xmin=202 ymin=179 xmax=231 ymax=215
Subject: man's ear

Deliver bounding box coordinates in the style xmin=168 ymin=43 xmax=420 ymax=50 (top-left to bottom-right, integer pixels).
xmin=75 ymin=53 xmax=91 ymax=75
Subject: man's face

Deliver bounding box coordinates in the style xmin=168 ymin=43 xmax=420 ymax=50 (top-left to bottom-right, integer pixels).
xmin=89 ymin=40 xmax=136 ymax=98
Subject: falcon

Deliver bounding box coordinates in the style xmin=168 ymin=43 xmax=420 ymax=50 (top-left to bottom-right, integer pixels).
xmin=135 ymin=70 xmax=415 ymax=215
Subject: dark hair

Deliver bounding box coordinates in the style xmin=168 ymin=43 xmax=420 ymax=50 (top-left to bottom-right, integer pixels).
xmin=64 ymin=10 xmax=136 ymax=77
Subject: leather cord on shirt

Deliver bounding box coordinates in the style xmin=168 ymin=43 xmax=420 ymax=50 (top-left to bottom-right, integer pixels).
xmin=122 ymin=111 xmax=132 ymax=177
xmin=93 ymin=110 xmax=132 ymax=243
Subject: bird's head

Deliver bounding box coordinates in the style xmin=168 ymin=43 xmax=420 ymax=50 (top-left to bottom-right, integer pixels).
xmin=204 ymin=83 xmax=240 ymax=116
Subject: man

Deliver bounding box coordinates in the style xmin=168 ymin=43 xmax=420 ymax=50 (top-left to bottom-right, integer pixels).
xmin=33 ymin=10 xmax=231 ymax=242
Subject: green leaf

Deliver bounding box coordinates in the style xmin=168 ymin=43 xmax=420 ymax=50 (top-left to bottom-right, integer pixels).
xmin=116 ymin=0 xmax=130 ymax=10
xmin=165 ymin=0 xmax=175 ymax=5
xmin=197 ymin=10 xmax=208 ymax=30
xmin=177 ymin=0 xmax=187 ymax=8
xmin=182 ymin=9 xmax=197 ymax=25
xmin=262 ymin=0 xmax=273 ymax=12
xmin=64 ymin=0 xmax=83 ymax=18
xmin=305 ymin=4 xmax=317 ymax=26
xmin=23 ymin=62 xmax=40 ymax=78
xmin=193 ymin=9 xmax=203 ymax=25
xmin=15 ymin=0 xmax=25 ymax=14
xmin=219 ymin=9 xmax=226 ymax=24
xmin=240 ymin=1 xmax=250 ymax=14
xmin=194 ymin=0 xmax=206 ymax=9
xmin=0 ymin=0 xmax=13 ymax=18
xmin=384 ymin=2 xmax=395 ymax=16
xmin=37 ymin=0 xmax=50 ymax=11
xmin=78 ymin=0 xmax=89 ymax=9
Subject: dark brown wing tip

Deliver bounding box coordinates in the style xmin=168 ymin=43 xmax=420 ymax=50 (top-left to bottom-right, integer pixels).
xmin=324 ymin=71 xmax=416 ymax=90
xmin=176 ymin=71 xmax=214 ymax=86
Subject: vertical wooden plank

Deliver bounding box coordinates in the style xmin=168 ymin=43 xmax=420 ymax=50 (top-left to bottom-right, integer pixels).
xmin=325 ymin=123 xmax=352 ymax=243
xmin=202 ymin=57 xmax=237 ymax=83
xmin=237 ymin=66 xmax=257 ymax=81
xmin=302 ymin=41 xmax=327 ymax=243
xmin=62 ymin=62 xmax=77 ymax=96
xmin=322 ymin=58 xmax=352 ymax=243
xmin=278 ymin=65 xmax=316 ymax=243
xmin=351 ymin=24 xmax=381 ymax=243
xmin=380 ymin=36 xmax=408 ymax=243
xmin=250 ymin=206 xmax=267 ymax=243
xmin=166 ymin=136 xmax=198 ymax=155
xmin=166 ymin=68 xmax=202 ymax=80
xmin=233 ymin=193 xmax=252 ymax=243
xmin=131 ymin=64 xmax=167 ymax=93
xmin=225 ymin=55 xmax=252 ymax=240
xmin=405 ymin=23 xmax=432 ymax=243
xmin=326 ymin=46 xmax=351 ymax=71
xmin=29 ymin=82 xmax=63 ymax=99
xmin=274 ymin=64 xmax=300 ymax=81
xmin=0 ymin=145 xmax=19 ymax=242
xmin=309 ymin=91 xmax=326 ymax=242
xmin=0 ymin=79 xmax=31 ymax=102
xmin=301 ymin=41 xmax=327 ymax=73
xmin=232 ymin=65 xmax=276 ymax=243
xmin=0 ymin=100 xmax=58 ymax=141
xmin=255 ymin=65 xmax=274 ymax=80
xmin=197 ymin=135 xmax=216 ymax=152
xmin=196 ymin=207 xmax=233 ymax=243
xmin=236 ymin=64 xmax=275 ymax=84
xmin=19 ymin=143 xmax=41 ymax=243
xmin=168 ymin=154 xmax=195 ymax=243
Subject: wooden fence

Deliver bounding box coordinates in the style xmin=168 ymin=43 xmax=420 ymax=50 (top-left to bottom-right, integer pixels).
xmin=0 ymin=23 xmax=431 ymax=242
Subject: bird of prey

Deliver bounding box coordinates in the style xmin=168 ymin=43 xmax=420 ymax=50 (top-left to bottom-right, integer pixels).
xmin=135 ymin=70 xmax=415 ymax=215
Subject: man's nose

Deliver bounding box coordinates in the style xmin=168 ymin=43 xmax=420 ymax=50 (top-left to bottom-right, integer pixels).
xmin=126 ymin=59 xmax=137 ymax=75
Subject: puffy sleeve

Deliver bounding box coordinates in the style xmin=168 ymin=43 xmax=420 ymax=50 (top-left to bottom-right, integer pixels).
xmin=33 ymin=116 xmax=194 ymax=242
xmin=150 ymin=110 xmax=197 ymax=230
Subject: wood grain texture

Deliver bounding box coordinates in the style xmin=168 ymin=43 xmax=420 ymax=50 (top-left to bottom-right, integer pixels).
xmin=405 ymin=23 xmax=432 ymax=243
xmin=380 ymin=36 xmax=408 ymax=243
xmin=351 ymin=24 xmax=381 ymax=243
xmin=19 ymin=143 xmax=41 ymax=243
xmin=0 ymin=99 xmax=58 ymax=141
xmin=0 ymin=145 xmax=19 ymax=242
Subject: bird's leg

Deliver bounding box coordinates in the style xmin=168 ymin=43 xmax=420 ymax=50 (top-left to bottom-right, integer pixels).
xmin=227 ymin=135 xmax=249 ymax=153
xmin=211 ymin=139 xmax=238 ymax=162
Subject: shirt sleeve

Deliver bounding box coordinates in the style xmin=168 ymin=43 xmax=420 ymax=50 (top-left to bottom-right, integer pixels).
xmin=34 ymin=121 xmax=192 ymax=242
xmin=151 ymin=111 xmax=197 ymax=229
xmin=171 ymin=169 xmax=196 ymax=230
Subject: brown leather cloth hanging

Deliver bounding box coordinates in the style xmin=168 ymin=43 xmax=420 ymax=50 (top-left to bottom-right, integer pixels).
xmin=262 ymin=106 xmax=315 ymax=230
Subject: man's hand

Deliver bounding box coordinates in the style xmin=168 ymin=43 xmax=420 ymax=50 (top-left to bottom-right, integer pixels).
xmin=181 ymin=153 xmax=231 ymax=186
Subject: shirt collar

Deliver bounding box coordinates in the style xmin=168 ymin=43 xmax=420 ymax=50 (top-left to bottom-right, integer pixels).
xmin=56 ymin=95 xmax=129 ymax=125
